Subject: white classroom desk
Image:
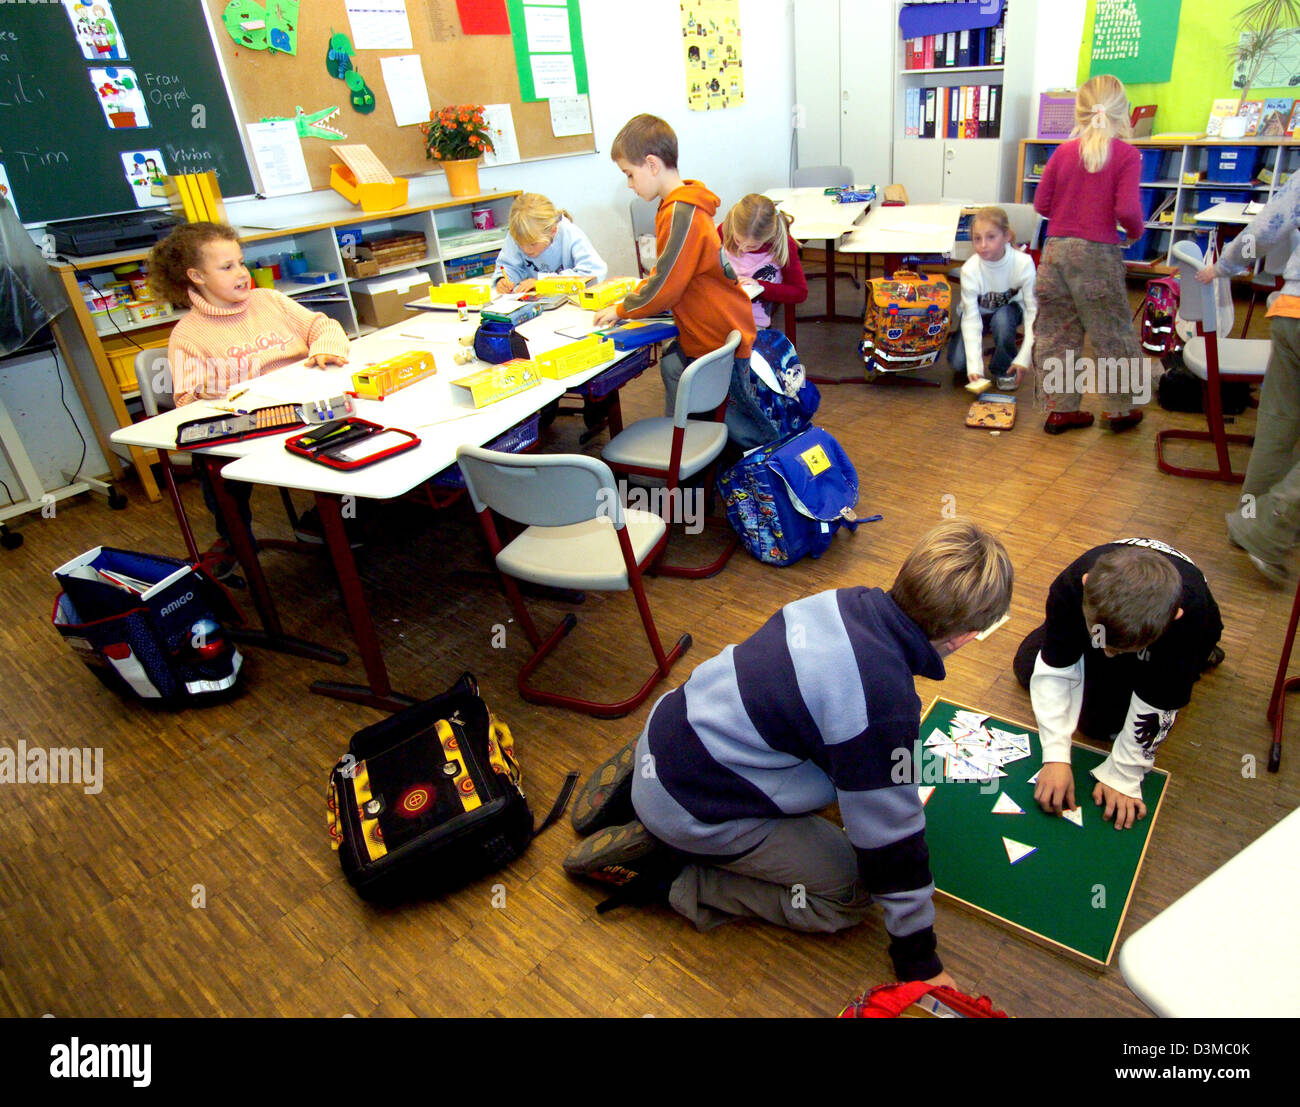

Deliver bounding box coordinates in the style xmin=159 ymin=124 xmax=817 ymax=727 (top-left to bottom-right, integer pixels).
xmin=1194 ymin=201 xmax=1255 ymax=258
xmin=1118 ymin=806 xmax=1300 ymax=1017
xmin=111 ymin=301 xmax=655 ymax=711
xmin=839 ymin=202 xmax=965 ymax=259
xmin=765 ymin=186 xmax=873 ymax=330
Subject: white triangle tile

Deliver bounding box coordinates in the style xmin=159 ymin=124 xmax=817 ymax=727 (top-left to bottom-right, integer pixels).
xmin=1061 ymin=805 xmax=1083 ymax=827
xmin=917 ymin=785 xmax=935 ymax=807
xmin=991 ymin=792 xmax=1024 ymax=815
xmin=1003 ymin=837 xmax=1037 ymax=865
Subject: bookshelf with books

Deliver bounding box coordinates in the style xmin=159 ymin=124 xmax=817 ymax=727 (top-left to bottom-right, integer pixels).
xmin=894 ymin=1 xmax=1038 ymax=205
xmin=1018 ymin=137 xmax=1300 ymax=274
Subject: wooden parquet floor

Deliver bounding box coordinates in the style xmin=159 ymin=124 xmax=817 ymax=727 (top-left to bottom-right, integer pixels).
xmin=2 ymin=284 xmax=1296 ymax=1018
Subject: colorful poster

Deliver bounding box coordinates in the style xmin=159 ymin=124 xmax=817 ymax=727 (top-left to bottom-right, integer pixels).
xmin=63 ymin=1 xmax=127 ymax=62
xmin=1234 ymin=27 xmax=1300 ymax=90
xmin=682 ymin=0 xmax=744 ymax=111
xmin=1088 ymin=0 xmax=1180 ymax=84
xmin=89 ymin=67 xmax=150 ymax=130
xmin=119 ymin=150 xmax=168 ymax=208
xmin=456 ymin=0 xmax=509 ymax=35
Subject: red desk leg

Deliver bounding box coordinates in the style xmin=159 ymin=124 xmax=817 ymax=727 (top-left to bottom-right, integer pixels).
xmin=1265 ymin=576 xmax=1300 ymax=773
xmin=202 ymin=459 xmax=348 ymax=666
xmin=308 ymin=491 xmax=418 ymax=713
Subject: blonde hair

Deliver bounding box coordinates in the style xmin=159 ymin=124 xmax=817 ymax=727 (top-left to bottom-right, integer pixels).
xmin=971 ymin=205 xmax=1011 ymax=238
xmin=1081 ymin=548 xmax=1182 ymax=651
xmin=720 ymin=194 xmax=793 ymax=267
xmin=889 ymin=519 xmax=1013 ymax=641
xmin=1073 ymin=74 xmax=1131 ymax=173
xmin=507 ymin=193 xmax=571 ymax=248
xmin=611 ymin=114 xmax=678 ymax=169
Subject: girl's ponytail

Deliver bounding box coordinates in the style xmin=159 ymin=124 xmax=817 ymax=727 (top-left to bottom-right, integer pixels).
xmin=1073 ymin=74 xmax=1131 ymax=173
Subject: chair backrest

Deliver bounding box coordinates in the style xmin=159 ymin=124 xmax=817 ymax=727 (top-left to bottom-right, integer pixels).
xmin=629 ymin=197 xmax=658 ymax=237
xmin=456 ymin=446 xmax=625 ymax=531
xmin=1172 ymin=239 xmax=1228 ymax=335
xmin=133 ymin=348 xmax=175 ymax=416
xmin=673 ymin=331 xmax=742 ymax=428
xmin=998 ymin=203 xmax=1043 ymax=250
xmin=792 ymin=165 xmax=853 ymax=189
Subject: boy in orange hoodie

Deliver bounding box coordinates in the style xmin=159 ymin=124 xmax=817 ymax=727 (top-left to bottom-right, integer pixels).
xmin=595 ymin=114 xmax=760 ymax=440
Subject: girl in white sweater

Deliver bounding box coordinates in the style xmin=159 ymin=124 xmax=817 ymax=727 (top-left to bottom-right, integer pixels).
xmin=949 ymin=206 xmax=1037 ymax=390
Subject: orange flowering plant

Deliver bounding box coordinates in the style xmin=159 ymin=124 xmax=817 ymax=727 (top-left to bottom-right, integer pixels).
xmin=420 ymin=104 xmax=495 ymax=161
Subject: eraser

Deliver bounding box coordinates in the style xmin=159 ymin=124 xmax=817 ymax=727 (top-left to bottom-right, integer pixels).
xmin=965 ymin=377 xmax=993 ymax=395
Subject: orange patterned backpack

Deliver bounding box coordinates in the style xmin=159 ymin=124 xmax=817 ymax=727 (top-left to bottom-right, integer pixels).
xmin=859 ymin=270 xmax=951 ymax=382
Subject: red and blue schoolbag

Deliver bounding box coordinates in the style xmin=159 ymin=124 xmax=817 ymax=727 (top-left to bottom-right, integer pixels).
xmin=726 ymin=329 xmax=822 ymax=449
xmin=1140 ymin=275 xmax=1182 ymax=361
xmin=717 ymin=426 xmax=860 ymax=566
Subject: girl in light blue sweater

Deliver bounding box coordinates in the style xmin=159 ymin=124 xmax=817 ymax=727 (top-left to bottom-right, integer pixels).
xmin=492 ymin=193 xmax=606 ymax=293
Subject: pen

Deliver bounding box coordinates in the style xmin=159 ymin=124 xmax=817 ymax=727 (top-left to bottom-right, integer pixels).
xmin=861 ymin=514 xmax=883 ymax=523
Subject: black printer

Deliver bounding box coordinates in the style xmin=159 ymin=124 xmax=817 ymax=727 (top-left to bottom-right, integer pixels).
xmin=48 ymin=210 xmax=177 ymax=258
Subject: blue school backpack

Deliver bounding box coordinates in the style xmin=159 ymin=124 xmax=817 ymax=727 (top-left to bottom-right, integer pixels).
xmin=725 ymin=329 xmax=821 ymax=450
xmin=717 ymin=426 xmax=860 ymax=566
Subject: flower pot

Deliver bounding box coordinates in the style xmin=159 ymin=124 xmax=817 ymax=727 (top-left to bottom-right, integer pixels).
xmin=442 ymin=157 xmax=481 ymax=198
xmin=108 ymin=111 xmax=136 ymax=128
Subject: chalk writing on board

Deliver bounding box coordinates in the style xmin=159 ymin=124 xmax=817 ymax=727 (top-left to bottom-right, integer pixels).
xmin=141 ymin=73 xmax=192 ymax=111
xmin=6 ymin=148 xmax=70 ymax=174
xmin=0 ymin=72 xmax=46 ymax=108
xmin=163 ymin=144 xmax=217 ymax=168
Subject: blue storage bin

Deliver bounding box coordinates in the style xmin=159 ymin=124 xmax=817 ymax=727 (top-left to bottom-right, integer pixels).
xmin=1139 ymin=189 xmax=1161 ymax=219
xmin=1123 ymin=230 xmax=1153 ymax=262
xmin=1138 ymin=148 xmax=1164 ymax=181
xmin=1207 ymin=146 xmax=1260 ymax=183
xmin=1197 ymin=188 xmax=1252 ymax=212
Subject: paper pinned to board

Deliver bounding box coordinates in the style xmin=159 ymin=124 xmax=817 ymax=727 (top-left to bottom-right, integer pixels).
xmin=379 ymin=55 xmax=432 ymax=127
xmin=481 ymin=104 xmax=521 ymax=167
xmin=549 ymin=94 xmax=592 ymax=137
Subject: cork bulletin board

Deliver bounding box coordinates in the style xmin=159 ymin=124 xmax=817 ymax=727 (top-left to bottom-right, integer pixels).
xmin=206 ymin=0 xmax=596 ymax=192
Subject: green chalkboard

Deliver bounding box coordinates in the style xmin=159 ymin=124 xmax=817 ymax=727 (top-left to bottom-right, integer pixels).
xmin=918 ymin=697 xmax=1168 ymax=965
xmin=0 ymin=1 xmax=254 ymax=225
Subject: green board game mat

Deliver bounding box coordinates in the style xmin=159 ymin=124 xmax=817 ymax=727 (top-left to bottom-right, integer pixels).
xmin=917 ymin=697 xmax=1169 ymax=966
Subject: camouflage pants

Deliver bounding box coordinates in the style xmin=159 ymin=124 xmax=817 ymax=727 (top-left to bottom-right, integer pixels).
xmin=1032 ymin=238 xmax=1141 ymax=415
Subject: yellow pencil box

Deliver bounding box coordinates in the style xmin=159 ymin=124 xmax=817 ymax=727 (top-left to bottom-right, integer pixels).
xmin=451 ymin=359 xmax=541 ymax=407
xmin=578 ymin=278 xmax=639 ymax=310
xmin=429 ymin=282 xmax=493 ymax=307
xmin=351 ymin=351 xmax=437 ymax=399
xmin=535 ymin=275 xmax=588 ymax=295
xmin=533 ymin=335 xmax=615 ymax=380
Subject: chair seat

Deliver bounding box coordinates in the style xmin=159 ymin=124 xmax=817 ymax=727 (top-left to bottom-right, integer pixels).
xmin=1182 ymin=336 xmax=1270 ymax=381
xmin=602 ymin=418 xmax=728 ymax=480
xmin=496 ymin=508 xmax=666 ymax=590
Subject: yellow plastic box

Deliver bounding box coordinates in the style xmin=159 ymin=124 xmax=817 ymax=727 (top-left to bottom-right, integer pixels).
xmin=329 ymin=164 xmax=410 ymax=213
xmin=578 ymin=277 xmax=639 ymax=310
xmin=535 ymin=275 xmax=588 ymax=295
xmin=351 ymin=350 xmax=437 ymax=399
xmin=534 ymin=334 xmax=615 ymax=380
xmin=451 ymin=359 xmax=541 ymax=407
xmin=429 ymin=282 xmax=494 ymax=307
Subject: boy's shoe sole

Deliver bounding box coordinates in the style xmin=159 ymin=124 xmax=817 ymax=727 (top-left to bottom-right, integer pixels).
xmin=1044 ymin=411 xmax=1095 ymax=435
xmin=563 ymin=821 xmax=660 ymax=887
xmin=1249 ymin=553 xmax=1290 ymax=586
xmin=571 ymin=739 xmax=637 ymax=837
xmin=1203 ymin=645 xmax=1226 ymax=671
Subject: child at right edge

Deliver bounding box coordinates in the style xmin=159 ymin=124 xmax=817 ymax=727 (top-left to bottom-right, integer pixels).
xmin=593 ymin=114 xmax=759 ymax=443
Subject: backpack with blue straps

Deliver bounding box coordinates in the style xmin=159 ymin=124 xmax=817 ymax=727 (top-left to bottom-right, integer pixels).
xmin=725 ymin=329 xmax=822 ymax=450
xmin=717 ymin=425 xmax=860 ymax=567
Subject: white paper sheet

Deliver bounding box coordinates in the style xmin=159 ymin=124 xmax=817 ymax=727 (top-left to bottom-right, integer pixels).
xmin=549 ymin=94 xmax=592 ymax=137
xmin=524 ymin=4 xmax=570 ymax=51
xmin=530 ymin=53 xmax=577 ymax=97
xmin=379 ymin=54 xmax=432 ymax=127
xmin=245 ymin=120 xmax=312 ymax=197
xmin=345 ymin=0 xmax=413 ymax=50
xmin=481 ymin=103 xmax=520 ymax=167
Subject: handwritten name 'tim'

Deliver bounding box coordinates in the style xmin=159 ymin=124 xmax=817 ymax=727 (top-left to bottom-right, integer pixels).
xmin=50 ymin=1039 xmax=151 ymax=1088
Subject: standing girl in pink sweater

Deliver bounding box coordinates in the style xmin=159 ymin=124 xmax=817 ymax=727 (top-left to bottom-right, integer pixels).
xmin=148 ymin=222 xmax=350 ymax=558
xmin=1032 ymin=75 xmax=1145 ymax=434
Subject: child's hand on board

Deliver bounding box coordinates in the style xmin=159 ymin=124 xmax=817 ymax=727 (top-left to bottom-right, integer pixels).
xmin=1033 ymin=762 xmax=1076 ymax=815
xmin=592 ymin=306 xmax=621 ymax=328
xmin=1093 ymin=780 xmax=1146 ymax=830
xmin=1195 ymin=265 xmax=1217 ymax=285
xmin=305 ymin=352 xmax=347 ymax=368
xmin=496 ymin=276 xmax=515 ymax=294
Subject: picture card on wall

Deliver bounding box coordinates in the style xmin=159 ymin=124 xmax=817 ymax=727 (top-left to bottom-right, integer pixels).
xmin=0 ymin=164 xmax=19 ymax=221
xmin=64 ymin=0 xmax=128 ymax=62
xmin=89 ymin=68 xmax=150 ymax=130
xmin=120 ymin=150 xmax=168 ymax=208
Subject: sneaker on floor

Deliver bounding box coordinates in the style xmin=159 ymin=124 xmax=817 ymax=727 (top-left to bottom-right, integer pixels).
xmin=1043 ymin=411 xmax=1095 ymax=435
xmin=1202 ymin=645 xmax=1226 ymax=671
xmin=562 ymin=820 xmax=668 ymax=885
xmin=571 ymin=738 xmax=637 ymax=837
xmin=994 ymin=373 xmax=1020 ymax=391
xmin=294 ymin=506 xmax=364 ymax=549
xmin=1249 ymin=553 xmax=1290 ymax=586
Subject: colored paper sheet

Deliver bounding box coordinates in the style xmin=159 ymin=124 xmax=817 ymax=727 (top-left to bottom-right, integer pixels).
xmin=456 ymin=0 xmax=509 ymax=35
xmin=507 ymin=0 xmax=589 ymax=101
xmin=221 ymin=1 xmax=300 ymax=55
xmin=1088 ymin=0 xmax=1180 ymax=84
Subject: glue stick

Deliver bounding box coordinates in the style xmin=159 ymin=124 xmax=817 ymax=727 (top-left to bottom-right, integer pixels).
xmin=457 ymin=300 xmax=469 ymax=322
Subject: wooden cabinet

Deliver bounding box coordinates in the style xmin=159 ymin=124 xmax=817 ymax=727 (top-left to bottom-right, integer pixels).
xmin=49 ymin=190 xmax=520 ymax=501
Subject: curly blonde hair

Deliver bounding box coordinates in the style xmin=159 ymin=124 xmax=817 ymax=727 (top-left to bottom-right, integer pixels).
xmin=147 ymin=222 xmax=240 ymax=307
